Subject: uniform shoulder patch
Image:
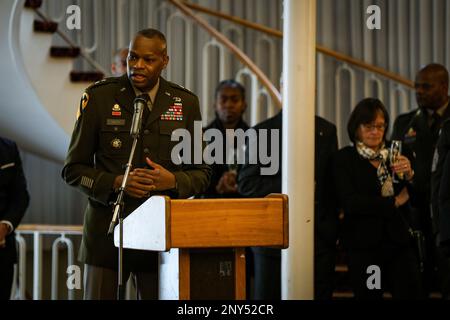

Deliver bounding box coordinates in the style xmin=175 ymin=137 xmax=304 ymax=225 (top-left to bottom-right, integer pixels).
xmin=76 ymin=91 xmax=90 ymax=120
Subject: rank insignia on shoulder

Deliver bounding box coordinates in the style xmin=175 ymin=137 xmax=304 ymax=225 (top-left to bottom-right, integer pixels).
xmin=111 ymin=138 xmax=122 ymax=149
xmin=112 ymin=104 xmax=122 ymax=116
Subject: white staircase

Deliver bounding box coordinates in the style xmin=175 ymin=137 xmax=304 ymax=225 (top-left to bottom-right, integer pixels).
xmin=0 ymin=0 xmax=94 ymax=162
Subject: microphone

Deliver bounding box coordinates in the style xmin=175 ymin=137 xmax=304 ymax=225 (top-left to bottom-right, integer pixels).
xmin=130 ymin=94 xmax=149 ymax=138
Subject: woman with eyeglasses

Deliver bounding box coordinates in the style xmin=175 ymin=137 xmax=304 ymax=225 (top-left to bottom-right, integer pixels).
xmin=333 ymin=98 xmax=421 ymax=299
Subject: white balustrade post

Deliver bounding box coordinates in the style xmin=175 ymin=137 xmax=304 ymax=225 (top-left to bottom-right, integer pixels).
xmin=33 ymin=232 xmax=43 ymax=300
xmin=51 ymin=237 xmax=60 ymax=300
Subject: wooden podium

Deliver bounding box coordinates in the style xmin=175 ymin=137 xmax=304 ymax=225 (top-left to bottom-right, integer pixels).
xmin=114 ymin=194 xmax=288 ymax=300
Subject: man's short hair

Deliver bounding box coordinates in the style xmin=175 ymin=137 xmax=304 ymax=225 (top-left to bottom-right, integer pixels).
xmin=419 ymin=63 xmax=449 ymax=86
xmin=214 ymin=79 xmax=246 ymax=101
xmin=137 ymin=28 xmax=167 ymax=44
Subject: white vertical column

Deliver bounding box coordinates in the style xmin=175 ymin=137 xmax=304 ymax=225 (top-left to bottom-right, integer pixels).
xmin=33 ymin=232 xmax=42 ymax=300
xmin=281 ymin=0 xmax=316 ymax=300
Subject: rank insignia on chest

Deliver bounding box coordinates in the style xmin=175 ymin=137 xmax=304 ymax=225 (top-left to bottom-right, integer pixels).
xmin=112 ymin=104 xmax=122 ymax=117
xmin=161 ymin=104 xmax=184 ymax=121
xmin=111 ymin=138 xmax=122 ymax=149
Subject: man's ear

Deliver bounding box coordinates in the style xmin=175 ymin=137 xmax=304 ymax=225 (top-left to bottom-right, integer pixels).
xmin=163 ymin=55 xmax=170 ymax=69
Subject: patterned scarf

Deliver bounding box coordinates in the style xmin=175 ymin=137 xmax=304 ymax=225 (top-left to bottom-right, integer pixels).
xmin=356 ymin=141 xmax=394 ymax=197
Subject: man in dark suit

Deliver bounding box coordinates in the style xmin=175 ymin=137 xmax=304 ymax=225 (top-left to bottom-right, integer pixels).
xmin=0 ymin=137 xmax=29 ymax=300
xmin=62 ymin=29 xmax=211 ymax=299
xmin=429 ymin=66 xmax=450 ymax=257
xmin=392 ymin=63 xmax=450 ymax=298
xmin=238 ymin=111 xmax=338 ymax=299
xmin=433 ymin=121 xmax=450 ymax=255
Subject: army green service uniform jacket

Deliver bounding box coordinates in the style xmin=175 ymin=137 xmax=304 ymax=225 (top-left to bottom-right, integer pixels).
xmin=62 ymin=75 xmax=211 ymax=271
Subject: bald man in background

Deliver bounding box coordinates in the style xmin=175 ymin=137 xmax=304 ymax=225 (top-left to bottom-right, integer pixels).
xmin=392 ymin=63 xmax=450 ymax=299
xmin=111 ymin=47 xmax=129 ymax=76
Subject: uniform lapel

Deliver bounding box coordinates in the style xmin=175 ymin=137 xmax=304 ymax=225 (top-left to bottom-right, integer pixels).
xmin=145 ymin=77 xmax=173 ymax=126
xmin=114 ymin=75 xmax=135 ymax=115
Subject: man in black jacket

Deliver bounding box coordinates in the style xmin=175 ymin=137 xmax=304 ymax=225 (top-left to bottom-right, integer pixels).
xmin=392 ymin=63 xmax=450 ymax=298
xmin=238 ymin=111 xmax=338 ymax=299
xmin=0 ymin=137 xmax=29 ymax=300
xmin=429 ymin=67 xmax=450 ymax=257
xmin=433 ymin=121 xmax=450 ymax=255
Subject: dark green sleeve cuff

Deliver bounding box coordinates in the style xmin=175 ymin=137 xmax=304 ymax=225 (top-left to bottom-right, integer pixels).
xmin=92 ymin=172 xmax=118 ymax=205
xmin=173 ymin=171 xmax=191 ymax=199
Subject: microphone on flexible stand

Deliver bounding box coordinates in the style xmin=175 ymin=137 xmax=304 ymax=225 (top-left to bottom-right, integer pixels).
xmin=130 ymin=94 xmax=150 ymax=138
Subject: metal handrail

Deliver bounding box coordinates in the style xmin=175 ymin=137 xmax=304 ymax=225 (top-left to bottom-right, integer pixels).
xmin=180 ymin=0 xmax=414 ymax=89
xmin=167 ymin=0 xmax=282 ymax=109
xmin=30 ymin=7 xmax=108 ymax=75
xmin=17 ymin=224 xmax=82 ymax=233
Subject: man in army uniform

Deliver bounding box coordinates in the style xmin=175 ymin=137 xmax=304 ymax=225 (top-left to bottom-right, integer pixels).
xmin=62 ymin=28 xmax=211 ymax=299
xmin=392 ymin=63 xmax=450 ymax=298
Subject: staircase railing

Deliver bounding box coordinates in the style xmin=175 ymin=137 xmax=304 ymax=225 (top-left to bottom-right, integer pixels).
xmin=168 ymin=0 xmax=282 ymax=109
xmin=28 ymin=4 xmax=108 ymax=75
xmin=179 ymin=0 xmax=414 ymax=89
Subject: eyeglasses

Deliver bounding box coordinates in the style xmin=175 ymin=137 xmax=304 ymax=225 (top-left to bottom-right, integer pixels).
xmin=361 ymin=123 xmax=387 ymax=131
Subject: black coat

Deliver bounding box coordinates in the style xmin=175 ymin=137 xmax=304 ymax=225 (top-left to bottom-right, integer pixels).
xmin=200 ymin=117 xmax=249 ymax=198
xmin=238 ymin=111 xmax=339 ymax=248
xmin=0 ymin=137 xmax=29 ymax=263
xmin=433 ymin=120 xmax=450 ymax=245
xmin=333 ymin=145 xmax=414 ymax=249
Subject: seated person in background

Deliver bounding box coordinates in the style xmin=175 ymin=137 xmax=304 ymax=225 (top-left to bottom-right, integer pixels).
xmin=238 ymin=110 xmax=339 ymax=300
xmin=199 ymin=79 xmax=249 ymax=198
xmin=0 ymin=137 xmax=29 ymax=300
xmin=333 ymin=98 xmax=421 ymax=299
xmin=111 ymin=47 xmax=129 ymax=76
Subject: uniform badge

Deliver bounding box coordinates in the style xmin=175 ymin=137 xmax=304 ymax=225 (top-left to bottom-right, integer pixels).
xmin=81 ymin=92 xmax=89 ymax=110
xmin=77 ymin=92 xmax=90 ymax=120
xmin=112 ymin=104 xmax=122 ymax=117
xmin=111 ymin=138 xmax=122 ymax=149
xmin=165 ymin=91 xmax=171 ymax=97
xmin=406 ymin=127 xmax=417 ymax=138
xmin=174 ymin=97 xmax=182 ymax=103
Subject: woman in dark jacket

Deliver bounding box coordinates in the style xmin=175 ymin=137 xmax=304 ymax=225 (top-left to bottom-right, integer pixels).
xmin=333 ymin=98 xmax=421 ymax=299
